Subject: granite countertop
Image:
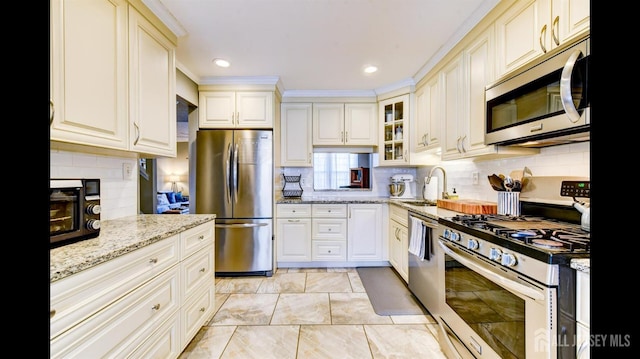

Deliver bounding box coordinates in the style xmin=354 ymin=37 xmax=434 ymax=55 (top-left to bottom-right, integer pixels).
xmin=570 ymin=258 xmax=590 ymax=274
xmin=50 ymin=214 xmax=216 ymax=283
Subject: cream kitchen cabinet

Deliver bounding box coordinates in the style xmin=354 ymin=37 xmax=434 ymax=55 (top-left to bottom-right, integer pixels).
xmin=50 ymin=221 xmax=215 ymax=359
xmin=576 ymin=270 xmax=590 ymax=359
xmin=413 ymin=74 xmax=440 ymax=153
xmin=276 ymin=204 xmax=313 ymax=262
xmin=379 ymin=95 xmax=410 ymax=165
xmin=311 ymin=204 xmax=348 ymax=261
xmin=280 ymin=103 xmax=313 ymax=167
xmin=312 ymin=103 xmax=377 ymax=146
xmin=50 ymin=0 xmax=177 ymax=157
xmin=347 ymin=203 xmax=384 ymax=261
xmin=388 ymin=204 xmax=408 ymax=282
xmin=495 ymin=0 xmax=589 ymax=78
xmin=199 ymin=91 xmax=274 ymax=128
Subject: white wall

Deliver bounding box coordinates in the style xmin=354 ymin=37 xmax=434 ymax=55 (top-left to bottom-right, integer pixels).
xmin=50 ymin=149 xmax=138 ymax=220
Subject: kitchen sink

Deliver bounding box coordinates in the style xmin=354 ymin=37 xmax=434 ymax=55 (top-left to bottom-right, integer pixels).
xmin=398 ymin=199 xmax=438 ymax=207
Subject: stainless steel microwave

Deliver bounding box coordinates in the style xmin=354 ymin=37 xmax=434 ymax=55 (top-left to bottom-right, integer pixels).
xmin=485 ymin=35 xmax=590 ymax=148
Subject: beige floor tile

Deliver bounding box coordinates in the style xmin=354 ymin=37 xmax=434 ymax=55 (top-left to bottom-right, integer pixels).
xmin=215 ymin=277 xmax=264 ymax=293
xmin=256 ymin=272 xmax=306 ymax=293
xmin=286 ymin=267 xmax=328 ymax=273
xmin=179 ymin=326 xmax=236 ymax=359
xmin=305 ymin=272 xmax=353 ymax=292
xmin=347 ymin=271 xmax=366 ymax=293
xmin=220 ymin=325 xmax=300 ymax=359
xmin=390 ymin=314 xmax=436 ymax=324
xmin=330 ymin=293 xmax=393 ymax=324
xmin=364 ymin=324 xmax=448 ymax=358
xmin=210 ymin=293 xmax=279 ymax=325
xmin=297 ymin=325 xmax=373 ymax=359
xmin=271 ymin=293 xmax=332 ymax=325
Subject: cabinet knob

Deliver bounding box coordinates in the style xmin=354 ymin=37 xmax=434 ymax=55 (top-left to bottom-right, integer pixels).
xmin=50 ymin=309 xmax=56 ymax=319
xmin=151 ymin=303 xmax=161 ymax=311
xmin=149 ymin=258 xmax=158 ymax=264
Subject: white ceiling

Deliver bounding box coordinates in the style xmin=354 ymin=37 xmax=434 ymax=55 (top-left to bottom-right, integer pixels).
xmin=144 ymin=0 xmax=500 ymax=96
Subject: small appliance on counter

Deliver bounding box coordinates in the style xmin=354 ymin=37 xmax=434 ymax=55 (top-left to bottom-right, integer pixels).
xmin=50 ymin=178 xmax=101 ymax=248
xmin=389 ymin=174 xmax=415 ymax=199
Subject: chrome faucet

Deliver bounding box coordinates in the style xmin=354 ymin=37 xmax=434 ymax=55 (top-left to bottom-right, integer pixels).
xmin=425 ymin=166 xmax=449 ymax=200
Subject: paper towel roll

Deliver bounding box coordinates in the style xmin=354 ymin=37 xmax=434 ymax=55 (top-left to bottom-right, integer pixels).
xmin=423 ymin=177 xmax=438 ymax=201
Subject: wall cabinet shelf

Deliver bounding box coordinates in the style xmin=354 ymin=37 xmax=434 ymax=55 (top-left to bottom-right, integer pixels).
xmin=379 ymin=95 xmax=409 ymax=165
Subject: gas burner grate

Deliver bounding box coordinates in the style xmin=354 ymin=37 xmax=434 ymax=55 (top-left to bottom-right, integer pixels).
xmin=496 ymin=228 xmax=590 ymax=252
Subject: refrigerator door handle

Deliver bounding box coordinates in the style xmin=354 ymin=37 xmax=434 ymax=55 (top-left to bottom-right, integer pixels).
xmin=226 ymin=143 xmax=233 ymax=204
xmin=233 ymin=143 xmax=239 ymax=202
xmin=215 ymin=223 xmax=269 ymax=228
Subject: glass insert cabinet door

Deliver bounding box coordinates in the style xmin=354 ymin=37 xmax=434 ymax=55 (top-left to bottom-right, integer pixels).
xmin=381 ymin=95 xmax=408 ymax=163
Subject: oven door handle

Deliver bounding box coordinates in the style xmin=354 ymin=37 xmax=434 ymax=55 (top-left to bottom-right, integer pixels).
xmin=439 ymin=241 xmax=545 ymax=301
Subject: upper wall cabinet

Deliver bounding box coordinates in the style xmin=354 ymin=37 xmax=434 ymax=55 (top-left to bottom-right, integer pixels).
xmin=198 ymin=91 xmax=274 ymax=128
xmin=495 ymin=0 xmax=590 ymax=78
xmin=280 ymin=103 xmax=313 ymax=167
xmin=378 ymin=94 xmax=410 ymax=165
xmin=413 ymin=74 xmax=440 ymax=153
xmin=312 ymin=103 xmax=377 ymax=146
xmin=50 ymin=0 xmax=177 ymax=157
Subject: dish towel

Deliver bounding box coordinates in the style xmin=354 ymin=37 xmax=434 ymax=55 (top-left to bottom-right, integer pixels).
xmin=409 ymin=217 xmax=424 ymax=257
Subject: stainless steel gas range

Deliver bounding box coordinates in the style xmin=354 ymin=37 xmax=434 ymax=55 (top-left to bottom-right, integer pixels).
xmin=435 ymin=177 xmax=589 ymax=359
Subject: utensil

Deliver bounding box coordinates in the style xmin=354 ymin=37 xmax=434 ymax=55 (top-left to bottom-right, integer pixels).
xmin=512 ymin=180 xmax=522 ymax=192
xmin=509 ymin=169 xmax=523 ymax=182
xmin=521 ymin=166 xmax=533 ymax=190
xmin=503 ymin=176 xmax=514 ymax=191
xmin=488 ymin=174 xmax=506 ymax=191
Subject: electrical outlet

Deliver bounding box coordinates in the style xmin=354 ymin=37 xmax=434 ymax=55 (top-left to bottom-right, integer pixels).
xmin=123 ymin=163 xmax=133 ymax=180
xmin=300 ymin=178 xmax=305 ymax=186
xmin=472 ymin=171 xmax=479 ymax=185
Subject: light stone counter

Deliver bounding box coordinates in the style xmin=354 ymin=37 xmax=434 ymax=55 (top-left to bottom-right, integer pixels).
xmin=570 ymin=258 xmax=590 ymax=274
xmin=50 ymin=214 xmax=216 ymax=282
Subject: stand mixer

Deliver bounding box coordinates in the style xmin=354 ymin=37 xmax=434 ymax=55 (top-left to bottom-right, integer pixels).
xmin=389 ymin=174 xmax=415 ymax=199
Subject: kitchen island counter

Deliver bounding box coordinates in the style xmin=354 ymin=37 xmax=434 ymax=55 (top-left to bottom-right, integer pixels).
xmin=50 ymin=214 xmax=216 ymax=282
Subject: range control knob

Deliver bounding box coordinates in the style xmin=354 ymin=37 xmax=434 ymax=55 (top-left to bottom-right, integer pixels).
xmin=467 ymin=238 xmax=479 ymax=250
xmin=86 ymin=204 xmax=102 ymax=215
xmin=501 ymin=253 xmax=517 ymax=267
xmin=489 ymin=248 xmax=502 ymax=262
xmin=86 ymin=219 xmax=101 ymax=231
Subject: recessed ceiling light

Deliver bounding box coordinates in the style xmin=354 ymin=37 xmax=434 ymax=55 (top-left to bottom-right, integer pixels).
xmin=363 ymin=65 xmax=378 ymax=74
xmin=213 ymin=58 xmax=230 ymax=68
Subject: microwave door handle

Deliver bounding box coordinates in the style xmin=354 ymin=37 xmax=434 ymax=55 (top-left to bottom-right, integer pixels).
xmin=559 ymin=49 xmax=583 ymax=123
xmin=438 ymin=241 xmax=545 ymax=301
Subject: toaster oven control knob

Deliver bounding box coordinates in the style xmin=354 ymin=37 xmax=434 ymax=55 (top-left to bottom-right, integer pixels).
xmin=86 ymin=204 xmax=101 ymax=215
xmin=501 ymin=253 xmax=517 ymax=267
xmin=467 ymin=238 xmax=479 ymax=250
xmin=489 ymin=248 xmax=502 ymax=261
xmin=86 ymin=219 xmax=101 ymax=231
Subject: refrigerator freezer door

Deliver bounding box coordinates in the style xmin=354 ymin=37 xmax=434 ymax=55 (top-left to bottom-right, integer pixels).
xmin=215 ymin=218 xmax=273 ymax=275
xmin=233 ymin=130 xmax=273 ymax=218
xmin=196 ymin=130 xmax=234 ymax=218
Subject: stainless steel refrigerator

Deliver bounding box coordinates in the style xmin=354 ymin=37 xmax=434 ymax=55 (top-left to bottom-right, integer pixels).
xmin=195 ymin=129 xmax=273 ymax=276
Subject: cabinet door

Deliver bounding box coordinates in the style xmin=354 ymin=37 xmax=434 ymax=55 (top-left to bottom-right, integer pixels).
xmin=379 ymin=95 xmax=409 ymax=165
xmin=552 ymin=0 xmax=590 ymax=47
xmin=280 ymin=103 xmax=312 ymax=167
xmin=397 ymin=223 xmax=408 ymax=282
xmin=50 ymin=0 xmax=129 ymax=150
xmin=276 ymin=218 xmax=312 ymax=262
xmin=345 ymin=103 xmax=377 ymax=146
xmin=128 ymin=7 xmax=177 ymax=157
xmin=495 ymin=0 xmax=550 ymax=78
xmin=236 ymin=91 xmax=274 ymax=128
xmin=313 ymin=103 xmax=345 ymax=145
xmin=441 ymin=53 xmax=466 ymax=159
xmin=199 ymin=92 xmax=236 ymax=128
xmin=414 ymin=75 xmax=440 ymax=152
xmin=388 ymin=221 xmax=401 ymax=272
xmin=347 ymin=204 xmax=383 ymax=261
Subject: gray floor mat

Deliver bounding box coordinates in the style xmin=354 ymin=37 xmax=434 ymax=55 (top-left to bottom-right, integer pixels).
xmin=356 ymin=266 xmax=428 ymax=316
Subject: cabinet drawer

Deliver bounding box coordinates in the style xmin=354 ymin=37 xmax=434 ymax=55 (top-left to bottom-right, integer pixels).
xmin=312 ymin=240 xmax=346 ymax=261
xmin=50 ymin=235 xmax=180 ymax=340
xmin=576 ymin=271 xmax=590 ymax=326
xmin=129 ymin=311 xmax=181 ymax=359
xmin=277 ymin=203 xmax=312 ymax=217
xmin=390 ymin=204 xmax=408 ymax=226
xmin=312 ymin=218 xmax=347 ymax=240
xmin=50 ymin=267 xmax=180 ymax=358
xmin=181 ymin=222 xmax=215 ymax=259
xmin=312 ymin=203 xmax=347 ymax=217
xmin=182 ymin=284 xmax=216 ymax=346
xmin=181 ymin=244 xmax=214 ymax=299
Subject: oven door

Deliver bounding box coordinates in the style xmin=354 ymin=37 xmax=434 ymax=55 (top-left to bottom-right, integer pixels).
xmin=437 ymin=239 xmax=557 ymax=359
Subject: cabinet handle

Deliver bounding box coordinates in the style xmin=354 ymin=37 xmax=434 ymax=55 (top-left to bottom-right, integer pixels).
xmin=49 ymin=99 xmax=55 ymax=126
xmin=341 ymin=131 xmax=344 ymax=142
xmin=151 ymin=303 xmax=161 ymax=311
xmin=404 ymin=150 xmax=408 ymax=162
xmin=425 ymin=133 xmax=429 ymax=146
xmin=199 ymin=267 xmax=206 ymax=273
xmin=539 ymin=24 xmax=548 ymax=53
xmin=328 ymin=209 xmax=331 ymax=213
xmin=345 ymin=131 xmax=348 ymax=143
xmin=288 ymin=219 xmax=300 ymax=222
xmin=50 ymin=309 xmax=56 ymax=319
xmin=133 ymin=123 xmax=140 ymax=145
xmin=308 ymin=152 xmax=311 ymax=164
xmin=456 ymin=137 xmax=462 ymax=153
xmin=460 ymin=135 xmax=467 ymax=153
xmin=551 ymin=16 xmax=560 ymax=46
xmin=198 ymin=235 xmax=205 ymax=240
xmin=199 ymin=307 xmax=206 ymax=313
xmin=149 ymin=258 xmax=158 ymax=264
